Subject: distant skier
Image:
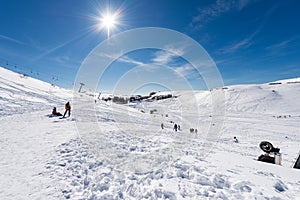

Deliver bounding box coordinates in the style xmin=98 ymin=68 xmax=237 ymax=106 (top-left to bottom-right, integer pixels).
xmin=63 ymin=102 xmax=71 ymax=118
xmin=161 ymin=123 xmax=164 ymax=129
xmin=52 ymin=107 xmax=62 ymax=116
xmin=173 ymin=124 xmax=178 ymax=132
xmin=233 ymin=136 xmax=239 ymax=143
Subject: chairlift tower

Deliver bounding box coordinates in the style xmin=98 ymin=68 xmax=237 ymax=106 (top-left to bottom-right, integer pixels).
xmin=78 ymin=83 xmax=85 ymax=93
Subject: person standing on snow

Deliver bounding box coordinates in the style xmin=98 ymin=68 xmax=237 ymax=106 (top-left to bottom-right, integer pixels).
xmin=63 ymin=102 xmax=71 ymax=118
xmin=173 ymin=124 xmax=178 ymax=132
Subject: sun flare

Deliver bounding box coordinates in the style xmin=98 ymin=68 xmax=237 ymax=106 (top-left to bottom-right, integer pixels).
xmin=98 ymin=10 xmax=120 ymax=38
xmin=101 ymin=13 xmax=117 ymax=29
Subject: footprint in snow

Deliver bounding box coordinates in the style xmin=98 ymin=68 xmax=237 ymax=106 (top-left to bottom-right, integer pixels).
xmin=233 ymin=181 xmax=252 ymax=193
xmin=274 ymin=180 xmax=288 ymax=192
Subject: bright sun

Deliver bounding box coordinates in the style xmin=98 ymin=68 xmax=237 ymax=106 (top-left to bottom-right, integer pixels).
xmin=99 ymin=11 xmax=119 ymax=38
xmin=101 ymin=13 xmax=117 ymax=29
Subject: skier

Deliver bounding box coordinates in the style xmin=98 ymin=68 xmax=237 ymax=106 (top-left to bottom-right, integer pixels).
xmin=161 ymin=123 xmax=164 ymax=129
xmin=233 ymin=136 xmax=239 ymax=143
xmin=63 ymin=102 xmax=71 ymax=118
xmin=173 ymin=124 xmax=178 ymax=132
xmin=52 ymin=107 xmax=62 ymax=116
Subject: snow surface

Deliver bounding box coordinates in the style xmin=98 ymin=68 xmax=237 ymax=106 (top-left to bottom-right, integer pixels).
xmin=1 ymin=66 xmax=300 ymax=199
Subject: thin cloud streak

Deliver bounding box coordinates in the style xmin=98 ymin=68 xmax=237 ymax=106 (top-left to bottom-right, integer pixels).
xmin=0 ymin=34 xmax=27 ymax=45
xmin=191 ymin=0 xmax=256 ymax=29
xmin=238 ymin=0 xmax=252 ymax=10
xmin=217 ymin=6 xmax=276 ymax=54
xmin=218 ymin=32 xmax=255 ymax=54
xmin=174 ymin=63 xmax=194 ymax=77
xmin=98 ymin=46 xmax=212 ymax=81
xmin=119 ymin=56 xmax=146 ymax=66
xmin=32 ymin=30 xmax=91 ymax=62
xmin=152 ymin=46 xmax=184 ymax=65
xmin=98 ymin=52 xmax=146 ymax=66
xmin=265 ymin=39 xmax=294 ymax=51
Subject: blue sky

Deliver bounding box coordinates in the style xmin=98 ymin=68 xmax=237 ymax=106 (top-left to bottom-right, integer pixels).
xmin=0 ymin=0 xmax=300 ymax=93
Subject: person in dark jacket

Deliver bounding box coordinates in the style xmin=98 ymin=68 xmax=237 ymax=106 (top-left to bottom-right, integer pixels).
xmin=173 ymin=124 xmax=178 ymax=132
xmin=233 ymin=136 xmax=239 ymax=143
xmin=63 ymin=102 xmax=71 ymax=118
xmin=52 ymin=107 xmax=62 ymax=116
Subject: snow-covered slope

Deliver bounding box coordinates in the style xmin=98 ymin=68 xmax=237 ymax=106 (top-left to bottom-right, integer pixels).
xmin=148 ymin=79 xmax=300 ymax=116
xmin=1 ymin=66 xmax=300 ymax=199
xmin=224 ymin=82 xmax=300 ymax=114
xmin=0 ymin=66 xmax=72 ymax=116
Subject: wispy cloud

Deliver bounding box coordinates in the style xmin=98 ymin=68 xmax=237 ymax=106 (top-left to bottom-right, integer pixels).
xmin=174 ymin=63 xmax=195 ymax=77
xmin=152 ymin=46 xmax=184 ymax=65
xmin=152 ymin=51 xmax=175 ymax=65
xmin=238 ymin=0 xmax=252 ymax=10
xmin=265 ymin=39 xmax=293 ymax=51
xmin=151 ymin=46 xmax=215 ymax=80
xmin=217 ymin=6 xmax=276 ymax=54
xmin=97 ymin=45 xmax=186 ymax=69
xmin=97 ymin=46 xmax=208 ymax=80
xmin=193 ymin=0 xmax=235 ymax=24
xmin=263 ymin=36 xmax=300 ymax=57
xmin=33 ymin=38 xmax=79 ymax=61
xmin=0 ymin=34 xmax=26 ymax=45
xmin=54 ymin=55 xmax=70 ymax=63
xmin=96 ymin=52 xmax=122 ymax=60
xmin=119 ymin=56 xmax=146 ymax=66
xmin=97 ymin=52 xmax=146 ymax=66
xmin=32 ymin=30 xmax=90 ymax=62
xmin=191 ymin=0 xmax=256 ymax=29
xmin=150 ymin=46 xmax=200 ymax=79
xmin=218 ymin=32 xmax=255 ymax=54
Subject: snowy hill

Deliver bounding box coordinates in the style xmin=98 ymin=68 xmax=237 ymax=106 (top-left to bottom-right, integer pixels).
xmin=224 ymin=81 xmax=300 ymax=114
xmin=1 ymin=66 xmax=300 ymax=199
xmin=146 ymin=78 xmax=300 ymax=115
xmin=0 ymin=67 xmax=72 ymax=116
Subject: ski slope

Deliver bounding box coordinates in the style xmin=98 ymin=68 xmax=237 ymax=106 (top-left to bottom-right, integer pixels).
xmin=0 ymin=67 xmax=72 ymax=117
xmin=0 ymin=66 xmax=300 ymax=199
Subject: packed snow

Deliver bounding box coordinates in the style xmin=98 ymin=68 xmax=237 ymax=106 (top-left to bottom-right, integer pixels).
xmin=1 ymin=66 xmax=300 ymax=199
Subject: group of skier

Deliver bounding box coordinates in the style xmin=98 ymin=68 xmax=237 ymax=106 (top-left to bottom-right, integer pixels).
xmin=160 ymin=122 xmax=181 ymax=132
xmin=51 ymin=102 xmax=71 ymax=118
